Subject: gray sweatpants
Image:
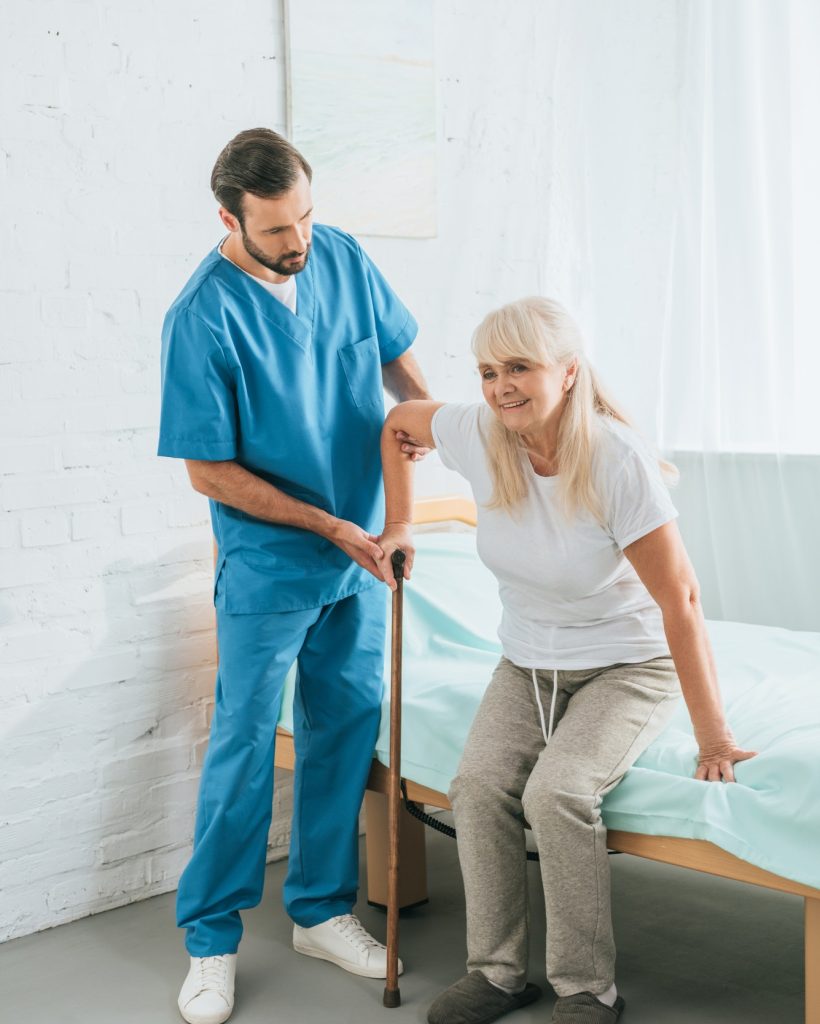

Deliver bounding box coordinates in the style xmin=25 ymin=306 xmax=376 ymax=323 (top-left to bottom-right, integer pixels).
xmin=448 ymin=655 xmax=680 ymax=997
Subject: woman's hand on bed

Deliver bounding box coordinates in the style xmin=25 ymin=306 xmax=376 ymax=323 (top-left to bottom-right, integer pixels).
xmin=695 ymin=737 xmax=758 ymax=783
xmin=375 ymin=523 xmax=415 ymax=591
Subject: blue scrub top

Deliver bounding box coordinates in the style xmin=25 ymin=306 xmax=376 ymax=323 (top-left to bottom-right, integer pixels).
xmin=158 ymin=224 xmax=417 ymax=613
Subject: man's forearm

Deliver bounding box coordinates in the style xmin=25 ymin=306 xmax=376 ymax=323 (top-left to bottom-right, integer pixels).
xmin=382 ymin=350 xmax=431 ymax=403
xmin=186 ymin=459 xmax=338 ymax=540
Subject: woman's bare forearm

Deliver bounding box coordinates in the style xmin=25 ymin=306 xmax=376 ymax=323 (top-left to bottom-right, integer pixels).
xmin=381 ymin=418 xmax=416 ymax=528
xmin=661 ymin=601 xmax=730 ymax=747
xmin=380 ymin=402 xmax=442 ymax=528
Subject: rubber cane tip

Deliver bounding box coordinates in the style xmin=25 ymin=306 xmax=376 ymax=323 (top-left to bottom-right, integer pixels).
xmin=391 ymin=548 xmax=406 ymax=580
xmin=383 ymin=987 xmax=401 ymax=1008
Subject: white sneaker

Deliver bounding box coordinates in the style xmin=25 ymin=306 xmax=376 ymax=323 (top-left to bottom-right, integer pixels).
xmin=292 ymin=913 xmax=404 ymax=979
xmin=178 ymin=954 xmax=236 ymax=1024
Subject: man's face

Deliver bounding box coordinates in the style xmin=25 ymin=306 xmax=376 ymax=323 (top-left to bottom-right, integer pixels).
xmin=221 ymin=171 xmax=314 ymax=277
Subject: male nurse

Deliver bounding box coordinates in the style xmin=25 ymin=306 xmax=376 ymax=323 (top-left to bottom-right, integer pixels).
xmin=158 ymin=128 xmax=431 ymax=1024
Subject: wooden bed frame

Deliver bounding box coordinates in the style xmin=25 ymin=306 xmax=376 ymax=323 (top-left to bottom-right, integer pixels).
xmin=267 ymin=496 xmax=819 ymax=1022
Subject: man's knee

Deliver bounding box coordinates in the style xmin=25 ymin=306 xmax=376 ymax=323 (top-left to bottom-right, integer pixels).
xmin=332 ymin=677 xmax=382 ymax=729
xmin=214 ymin=692 xmax=280 ymax=740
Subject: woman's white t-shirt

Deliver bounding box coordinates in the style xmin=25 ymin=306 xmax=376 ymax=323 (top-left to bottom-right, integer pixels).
xmin=430 ymin=403 xmax=678 ymax=669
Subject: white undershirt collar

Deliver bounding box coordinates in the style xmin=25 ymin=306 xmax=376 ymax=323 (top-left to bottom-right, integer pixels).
xmin=218 ymin=239 xmax=297 ymax=314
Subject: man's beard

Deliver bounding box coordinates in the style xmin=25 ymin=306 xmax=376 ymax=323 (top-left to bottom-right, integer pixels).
xmin=241 ymin=230 xmax=311 ymax=277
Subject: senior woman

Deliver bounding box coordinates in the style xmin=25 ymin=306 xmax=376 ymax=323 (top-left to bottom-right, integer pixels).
xmin=376 ymin=297 xmax=756 ymax=1024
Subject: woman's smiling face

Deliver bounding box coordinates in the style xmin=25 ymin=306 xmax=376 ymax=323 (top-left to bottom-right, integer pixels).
xmin=479 ymin=358 xmax=570 ymax=435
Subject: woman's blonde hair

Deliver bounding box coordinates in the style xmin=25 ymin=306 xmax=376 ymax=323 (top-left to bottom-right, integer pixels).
xmin=471 ymin=296 xmax=677 ymax=522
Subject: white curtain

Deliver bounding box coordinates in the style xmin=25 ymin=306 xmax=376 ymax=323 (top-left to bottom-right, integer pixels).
xmin=533 ymin=0 xmax=820 ymax=629
xmin=537 ymin=0 xmax=820 ymax=454
xmin=659 ymin=0 xmax=820 ymax=454
xmin=411 ymin=1 xmax=818 ymax=626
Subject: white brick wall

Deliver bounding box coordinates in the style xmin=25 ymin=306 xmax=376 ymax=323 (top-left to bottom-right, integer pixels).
xmin=1 ymin=0 xmax=679 ymax=943
xmin=0 ymin=0 xmax=297 ymax=943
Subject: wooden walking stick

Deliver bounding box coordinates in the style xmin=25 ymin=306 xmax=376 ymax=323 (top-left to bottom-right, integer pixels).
xmin=383 ymin=547 xmax=406 ymax=1009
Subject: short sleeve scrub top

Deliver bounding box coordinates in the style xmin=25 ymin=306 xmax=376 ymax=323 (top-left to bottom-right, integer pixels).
xmin=157 ymin=224 xmax=417 ymax=613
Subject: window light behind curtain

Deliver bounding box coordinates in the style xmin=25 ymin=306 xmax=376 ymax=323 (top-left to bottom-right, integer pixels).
xmin=534 ymin=0 xmax=820 ymax=628
xmin=659 ymin=0 xmax=820 ymax=455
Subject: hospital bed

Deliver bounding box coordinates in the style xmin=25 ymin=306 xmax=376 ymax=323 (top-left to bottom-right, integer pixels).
xmin=270 ymin=496 xmax=820 ymax=1023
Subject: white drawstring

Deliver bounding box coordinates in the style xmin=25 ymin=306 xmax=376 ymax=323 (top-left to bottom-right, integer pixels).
xmin=548 ymin=667 xmax=558 ymax=740
xmin=531 ymin=668 xmax=559 ymax=745
xmin=532 ymin=668 xmax=548 ymax=744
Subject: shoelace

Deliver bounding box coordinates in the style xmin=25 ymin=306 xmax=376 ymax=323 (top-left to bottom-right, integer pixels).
xmin=196 ymin=956 xmax=228 ymax=992
xmin=330 ymin=914 xmax=383 ymax=954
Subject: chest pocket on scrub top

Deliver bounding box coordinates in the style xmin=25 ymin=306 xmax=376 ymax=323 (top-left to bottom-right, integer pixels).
xmin=338 ymin=336 xmax=382 ymax=409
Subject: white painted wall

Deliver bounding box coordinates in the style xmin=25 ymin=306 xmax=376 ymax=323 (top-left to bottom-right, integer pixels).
xmin=0 ymin=0 xmax=679 ymax=940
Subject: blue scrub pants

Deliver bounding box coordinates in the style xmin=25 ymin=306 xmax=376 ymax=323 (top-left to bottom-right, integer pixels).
xmin=176 ymin=584 xmax=386 ymax=956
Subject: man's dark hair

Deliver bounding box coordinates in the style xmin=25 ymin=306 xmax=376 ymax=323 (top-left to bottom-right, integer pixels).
xmin=211 ymin=128 xmax=313 ymax=225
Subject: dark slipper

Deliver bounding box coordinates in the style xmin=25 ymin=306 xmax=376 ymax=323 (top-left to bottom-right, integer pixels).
xmin=427 ymin=970 xmax=542 ymax=1024
xmin=551 ymin=991 xmax=625 ymax=1023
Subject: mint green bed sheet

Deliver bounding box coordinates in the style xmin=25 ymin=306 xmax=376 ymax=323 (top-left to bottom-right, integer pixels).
xmin=278 ymin=533 xmax=820 ymax=891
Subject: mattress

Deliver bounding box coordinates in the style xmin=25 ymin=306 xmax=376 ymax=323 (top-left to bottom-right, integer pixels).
xmin=278 ymin=532 xmax=820 ymax=890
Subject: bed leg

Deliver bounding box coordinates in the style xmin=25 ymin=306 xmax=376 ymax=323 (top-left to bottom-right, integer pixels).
xmin=365 ymin=790 xmax=429 ymax=910
xmin=807 ymin=897 xmax=820 ymax=1024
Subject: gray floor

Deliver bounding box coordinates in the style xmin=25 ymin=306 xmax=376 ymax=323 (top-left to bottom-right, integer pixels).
xmin=0 ymin=828 xmax=805 ymax=1024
